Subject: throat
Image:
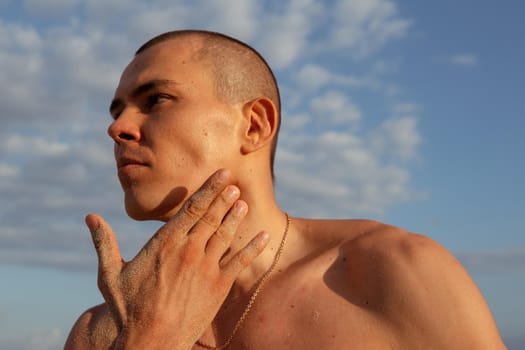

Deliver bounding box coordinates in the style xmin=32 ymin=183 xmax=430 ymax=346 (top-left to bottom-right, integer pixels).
xmin=197 ymin=213 xmax=290 ymax=350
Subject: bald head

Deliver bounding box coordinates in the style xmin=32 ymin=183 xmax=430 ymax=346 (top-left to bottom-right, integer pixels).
xmin=136 ymin=30 xmax=281 ymax=178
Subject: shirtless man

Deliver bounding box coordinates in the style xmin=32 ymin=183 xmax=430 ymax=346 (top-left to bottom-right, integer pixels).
xmin=65 ymin=30 xmax=506 ymax=349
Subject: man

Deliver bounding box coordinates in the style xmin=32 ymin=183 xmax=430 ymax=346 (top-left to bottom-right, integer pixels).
xmin=65 ymin=30 xmax=506 ymax=349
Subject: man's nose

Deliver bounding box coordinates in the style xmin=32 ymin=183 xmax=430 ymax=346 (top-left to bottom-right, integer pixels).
xmin=107 ymin=109 xmax=141 ymax=144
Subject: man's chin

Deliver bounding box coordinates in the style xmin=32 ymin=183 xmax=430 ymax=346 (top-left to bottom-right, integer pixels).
xmin=124 ymin=205 xmax=166 ymax=222
xmin=124 ymin=200 xmax=182 ymax=222
xmin=126 ymin=210 xmax=157 ymax=221
xmin=124 ymin=187 xmax=189 ymax=222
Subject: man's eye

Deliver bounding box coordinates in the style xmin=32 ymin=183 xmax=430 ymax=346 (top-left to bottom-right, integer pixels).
xmin=146 ymin=94 xmax=168 ymax=108
xmin=110 ymin=108 xmax=122 ymax=120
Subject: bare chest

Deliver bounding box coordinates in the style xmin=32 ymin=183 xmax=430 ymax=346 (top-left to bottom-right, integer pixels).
xmin=239 ymin=293 xmax=390 ymax=348
xmin=198 ymin=265 xmax=394 ymax=350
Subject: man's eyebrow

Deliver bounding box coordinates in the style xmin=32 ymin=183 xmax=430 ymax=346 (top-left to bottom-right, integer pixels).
xmin=109 ymin=79 xmax=181 ymax=115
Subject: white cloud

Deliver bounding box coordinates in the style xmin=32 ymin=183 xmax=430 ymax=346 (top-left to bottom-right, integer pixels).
xmin=196 ymin=0 xmax=260 ymax=40
xmin=0 ymin=0 xmax=421 ymax=270
xmin=276 ymin=121 xmax=419 ymax=217
xmin=392 ymin=102 xmax=421 ymax=115
xmin=255 ymin=0 xmax=323 ymax=68
xmin=0 ymin=20 xmax=42 ymax=50
xmin=3 ymin=134 xmax=69 ymax=157
xmin=296 ymin=64 xmax=380 ymax=91
xmin=285 ymin=113 xmax=311 ymax=130
xmin=0 ymin=163 xmax=19 ymax=178
xmin=310 ymin=90 xmax=362 ymax=125
xmin=447 ymin=53 xmax=479 ymax=67
xmin=0 ymin=26 xmax=121 ymax=127
xmin=23 ymin=0 xmax=81 ymax=18
xmin=0 ymin=248 xmax=94 ymax=270
xmin=0 ymin=328 xmax=65 ymax=350
xmin=371 ymin=59 xmax=400 ymax=75
xmin=296 ymin=64 xmax=333 ymax=90
xmin=327 ymin=0 xmax=412 ymax=57
xmin=457 ymin=247 xmax=525 ymax=274
xmin=371 ymin=116 xmax=421 ymax=161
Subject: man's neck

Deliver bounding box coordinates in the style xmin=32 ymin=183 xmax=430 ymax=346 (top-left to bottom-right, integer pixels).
xmin=226 ymin=206 xmax=288 ymax=293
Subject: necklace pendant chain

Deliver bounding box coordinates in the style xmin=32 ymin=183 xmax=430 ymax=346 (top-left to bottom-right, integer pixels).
xmin=196 ymin=213 xmax=290 ymax=349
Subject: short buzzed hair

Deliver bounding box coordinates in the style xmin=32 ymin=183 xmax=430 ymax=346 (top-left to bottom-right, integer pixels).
xmin=136 ymin=30 xmax=281 ymax=179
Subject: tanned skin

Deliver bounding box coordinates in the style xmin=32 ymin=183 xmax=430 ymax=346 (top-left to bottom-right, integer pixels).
xmin=65 ymin=33 xmax=506 ymax=349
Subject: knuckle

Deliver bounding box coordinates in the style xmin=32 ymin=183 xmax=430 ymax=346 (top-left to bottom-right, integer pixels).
xmin=183 ymin=196 xmax=208 ymax=220
xmin=201 ymin=212 xmax=220 ymax=229
xmin=213 ymin=229 xmax=228 ymax=244
xmin=238 ymin=251 xmax=253 ymax=267
xmin=213 ymin=227 xmax=232 ymax=247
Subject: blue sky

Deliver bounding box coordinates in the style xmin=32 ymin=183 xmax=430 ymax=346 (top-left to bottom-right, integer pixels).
xmin=0 ymin=0 xmax=524 ymax=348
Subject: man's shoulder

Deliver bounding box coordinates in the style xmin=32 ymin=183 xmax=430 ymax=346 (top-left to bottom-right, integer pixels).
xmin=297 ymin=216 xmax=430 ymax=257
xmin=339 ymin=219 xmax=444 ymax=266
xmin=296 ymin=217 xmax=505 ymax=348
xmin=294 ymin=217 xmax=452 ymax=300
xmin=64 ymin=303 xmax=116 ymax=349
xmin=303 ymin=217 xmax=466 ymax=298
xmin=335 ymin=220 xmax=474 ymax=296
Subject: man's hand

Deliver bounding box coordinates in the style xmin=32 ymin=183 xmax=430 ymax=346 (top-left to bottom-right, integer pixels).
xmin=86 ymin=169 xmax=269 ymax=350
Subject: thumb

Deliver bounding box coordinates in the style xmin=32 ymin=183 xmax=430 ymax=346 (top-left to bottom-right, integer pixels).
xmin=86 ymin=213 xmax=123 ymax=280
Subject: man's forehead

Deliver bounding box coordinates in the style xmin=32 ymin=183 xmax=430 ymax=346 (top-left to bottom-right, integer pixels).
xmin=115 ymin=37 xmax=208 ymax=93
xmin=127 ymin=38 xmax=201 ymax=72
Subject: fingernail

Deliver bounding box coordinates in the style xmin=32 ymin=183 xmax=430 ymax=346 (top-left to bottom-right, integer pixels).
xmin=233 ymin=200 xmax=248 ymax=215
xmin=225 ymin=185 xmax=240 ymax=199
xmin=217 ymin=168 xmax=230 ymax=182
xmin=258 ymin=231 xmax=270 ymax=244
xmin=85 ymin=214 xmax=100 ymax=232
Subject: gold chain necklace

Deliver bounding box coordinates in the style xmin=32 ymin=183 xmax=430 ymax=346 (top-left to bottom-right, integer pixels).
xmin=196 ymin=213 xmax=290 ymax=349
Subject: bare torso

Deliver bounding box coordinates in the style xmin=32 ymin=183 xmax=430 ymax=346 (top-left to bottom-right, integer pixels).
xmin=66 ymin=218 xmax=506 ymax=349
xmin=195 ymin=218 xmax=393 ymax=349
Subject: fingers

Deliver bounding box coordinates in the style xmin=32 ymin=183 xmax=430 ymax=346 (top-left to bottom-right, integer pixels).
xmin=221 ymin=231 xmax=269 ymax=279
xmin=86 ymin=213 xmax=123 ymax=281
xmin=205 ymin=199 xmax=248 ymax=259
xmin=155 ymin=169 xmax=233 ymax=243
xmin=190 ymin=184 xmax=242 ymax=243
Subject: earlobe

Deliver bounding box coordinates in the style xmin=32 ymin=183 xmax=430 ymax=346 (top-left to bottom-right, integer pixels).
xmin=241 ymin=97 xmax=278 ymax=154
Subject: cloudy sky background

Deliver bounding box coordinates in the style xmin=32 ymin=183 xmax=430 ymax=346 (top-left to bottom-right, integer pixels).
xmin=1 ymin=0 xmax=524 ymax=348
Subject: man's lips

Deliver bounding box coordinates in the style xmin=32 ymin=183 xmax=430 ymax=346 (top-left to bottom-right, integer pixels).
xmin=117 ymin=157 xmax=148 ymax=170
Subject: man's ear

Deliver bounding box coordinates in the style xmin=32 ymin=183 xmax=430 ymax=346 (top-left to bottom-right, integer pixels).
xmin=240 ymin=97 xmax=278 ymax=154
